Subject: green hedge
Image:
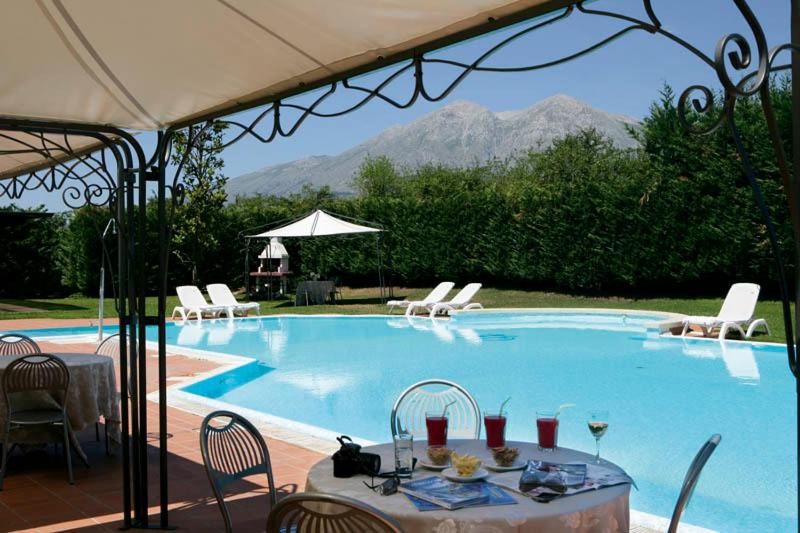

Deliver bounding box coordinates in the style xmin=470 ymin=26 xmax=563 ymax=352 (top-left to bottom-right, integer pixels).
xmin=33 ymin=81 xmax=796 ymax=297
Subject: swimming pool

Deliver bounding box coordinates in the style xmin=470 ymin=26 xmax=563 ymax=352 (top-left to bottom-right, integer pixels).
xmin=11 ymin=311 xmax=797 ymax=531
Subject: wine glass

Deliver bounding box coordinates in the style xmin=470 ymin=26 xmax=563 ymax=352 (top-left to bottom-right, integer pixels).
xmin=587 ymin=411 xmax=609 ymax=464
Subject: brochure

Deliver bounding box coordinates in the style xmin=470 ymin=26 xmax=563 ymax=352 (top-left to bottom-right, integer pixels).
xmin=519 ymin=461 xmax=587 ymax=493
xmin=404 ymin=482 xmax=517 ymax=511
xmin=398 ymin=476 xmax=490 ymax=510
xmin=492 ymin=461 xmax=634 ymax=503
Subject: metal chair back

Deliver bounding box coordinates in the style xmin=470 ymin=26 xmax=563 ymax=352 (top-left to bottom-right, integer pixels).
xmin=2 ymin=353 xmax=70 ymax=402
xmin=95 ymin=333 xmax=121 ymax=361
xmin=267 ymin=492 xmax=404 ymax=533
xmin=390 ymin=379 xmax=480 ymax=439
xmin=668 ymin=434 xmax=721 ymax=533
xmin=0 ymin=334 xmax=41 ymax=357
xmin=200 ymin=410 xmax=277 ymax=533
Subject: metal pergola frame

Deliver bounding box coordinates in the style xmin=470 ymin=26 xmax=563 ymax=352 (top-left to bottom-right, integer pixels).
xmin=0 ymin=1 xmax=797 ymax=530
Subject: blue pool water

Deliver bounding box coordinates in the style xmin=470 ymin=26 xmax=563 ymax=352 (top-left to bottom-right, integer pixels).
xmin=12 ymin=312 xmax=797 ymax=531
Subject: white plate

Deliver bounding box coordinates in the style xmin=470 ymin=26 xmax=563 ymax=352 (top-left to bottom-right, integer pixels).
xmin=485 ymin=460 xmax=526 ymax=472
xmin=442 ymin=467 xmax=490 ymax=482
xmin=419 ymin=460 xmax=449 ymax=471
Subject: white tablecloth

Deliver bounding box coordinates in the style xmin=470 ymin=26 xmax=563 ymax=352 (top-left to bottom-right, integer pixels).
xmin=0 ymin=352 xmax=121 ymax=459
xmin=306 ymin=440 xmax=630 ymax=533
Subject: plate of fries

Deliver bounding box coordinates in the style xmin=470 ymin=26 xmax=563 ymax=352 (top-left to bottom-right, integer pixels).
xmin=443 ymin=452 xmax=489 ymax=482
xmin=442 ymin=466 xmax=489 ymax=482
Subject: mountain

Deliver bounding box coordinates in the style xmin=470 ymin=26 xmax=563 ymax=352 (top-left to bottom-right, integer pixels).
xmin=226 ymin=95 xmax=639 ymax=198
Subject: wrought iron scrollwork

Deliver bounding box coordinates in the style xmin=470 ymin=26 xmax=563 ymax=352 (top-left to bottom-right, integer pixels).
xmin=152 ymin=0 xmax=781 ymax=167
xmin=0 ymin=131 xmax=116 ymax=208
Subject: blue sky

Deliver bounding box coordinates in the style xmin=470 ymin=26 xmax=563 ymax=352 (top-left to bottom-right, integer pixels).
xmin=5 ymin=0 xmax=790 ymax=210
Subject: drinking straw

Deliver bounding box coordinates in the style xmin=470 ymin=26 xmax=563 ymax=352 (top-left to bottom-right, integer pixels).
xmin=554 ymin=403 xmax=575 ymax=418
xmin=498 ymin=397 xmax=511 ymax=417
xmin=442 ymin=400 xmax=456 ymax=417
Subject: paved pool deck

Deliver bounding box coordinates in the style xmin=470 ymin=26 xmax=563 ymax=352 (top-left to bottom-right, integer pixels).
xmin=0 ymin=319 xmax=323 ymax=533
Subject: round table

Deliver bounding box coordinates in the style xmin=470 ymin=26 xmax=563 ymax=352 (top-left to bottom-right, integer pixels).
xmin=306 ymin=440 xmax=630 ymax=533
xmin=0 ymin=352 xmax=121 ymax=459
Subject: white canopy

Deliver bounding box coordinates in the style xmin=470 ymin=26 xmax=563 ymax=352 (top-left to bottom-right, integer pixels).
xmin=0 ymin=1 xmax=565 ymax=131
xmin=0 ymin=0 xmax=570 ymax=180
xmin=250 ymin=210 xmax=381 ymax=238
xmin=0 ymin=131 xmax=115 ymax=180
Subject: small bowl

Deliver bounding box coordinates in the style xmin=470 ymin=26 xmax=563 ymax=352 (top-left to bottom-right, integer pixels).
xmin=491 ymin=447 xmax=520 ymax=467
xmin=426 ymin=447 xmax=453 ymax=466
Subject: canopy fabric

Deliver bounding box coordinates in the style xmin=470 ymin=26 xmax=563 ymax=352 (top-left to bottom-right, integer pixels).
xmin=0 ymin=0 xmax=568 ymax=131
xmin=0 ymin=131 xmax=113 ymax=180
xmin=250 ymin=210 xmax=381 ymax=238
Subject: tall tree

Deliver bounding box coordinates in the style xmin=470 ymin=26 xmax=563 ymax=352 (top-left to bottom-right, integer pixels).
xmin=170 ymin=122 xmax=228 ymax=285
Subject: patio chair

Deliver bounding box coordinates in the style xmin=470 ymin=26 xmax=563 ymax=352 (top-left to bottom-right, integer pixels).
xmin=206 ymin=283 xmax=260 ymax=316
xmin=172 ymin=285 xmax=231 ymax=322
xmin=0 ymin=334 xmax=41 ymax=356
xmin=681 ymin=283 xmax=769 ymax=340
xmin=386 ymin=282 xmax=454 ymax=315
xmin=668 ymin=434 xmax=721 ymax=533
xmin=390 ymin=379 xmax=480 ymax=440
xmin=428 ymin=283 xmax=484 ymax=318
xmin=200 ymin=410 xmax=276 ymax=533
xmin=0 ymin=354 xmax=73 ymax=490
xmin=267 ymin=492 xmax=403 ymax=533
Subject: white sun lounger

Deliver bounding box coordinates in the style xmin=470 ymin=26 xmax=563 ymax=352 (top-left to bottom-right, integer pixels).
xmin=681 ymin=283 xmax=770 ymax=340
xmin=402 ymin=282 xmax=456 ymax=316
xmin=171 ymin=285 xmax=231 ymax=322
xmin=386 ymin=282 xmax=454 ymax=314
xmin=207 ymin=283 xmax=260 ymax=316
xmin=428 ymin=283 xmax=484 ymax=318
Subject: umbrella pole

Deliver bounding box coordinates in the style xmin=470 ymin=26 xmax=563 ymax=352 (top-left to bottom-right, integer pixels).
xmin=376 ymin=233 xmax=385 ymax=303
xmin=244 ymin=238 xmax=251 ymax=300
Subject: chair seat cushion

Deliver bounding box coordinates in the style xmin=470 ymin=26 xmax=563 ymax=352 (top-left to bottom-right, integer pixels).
xmin=8 ymin=408 xmax=65 ymax=425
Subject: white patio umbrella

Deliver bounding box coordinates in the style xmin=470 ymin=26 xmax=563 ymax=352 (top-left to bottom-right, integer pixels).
xmin=245 ymin=209 xmax=386 ymax=300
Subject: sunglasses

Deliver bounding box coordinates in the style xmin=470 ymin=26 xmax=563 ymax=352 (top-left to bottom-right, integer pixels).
xmin=363 ymin=475 xmax=400 ymax=496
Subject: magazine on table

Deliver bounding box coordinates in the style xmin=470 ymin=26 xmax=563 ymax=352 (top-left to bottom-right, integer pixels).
xmin=493 ymin=460 xmax=634 ymax=503
xmin=399 ymin=476 xmax=513 ymax=510
xmin=403 ymin=481 xmax=517 ymax=511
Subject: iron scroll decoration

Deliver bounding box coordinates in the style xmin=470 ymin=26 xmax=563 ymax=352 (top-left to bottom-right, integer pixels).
xmin=0 ymin=130 xmax=116 ymax=209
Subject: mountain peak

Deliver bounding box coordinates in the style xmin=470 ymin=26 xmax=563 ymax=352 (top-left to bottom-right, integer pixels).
xmin=438 ymin=99 xmax=490 ymax=113
xmin=227 ymin=96 xmax=639 ymax=199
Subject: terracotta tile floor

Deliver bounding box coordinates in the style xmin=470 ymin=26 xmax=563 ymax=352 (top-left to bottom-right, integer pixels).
xmin=0 ymin=332 xmax=324 ymax=533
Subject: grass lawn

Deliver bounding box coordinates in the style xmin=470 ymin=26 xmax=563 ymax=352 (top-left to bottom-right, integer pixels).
xmin=0 ymin=286 xmax=788 ymax=343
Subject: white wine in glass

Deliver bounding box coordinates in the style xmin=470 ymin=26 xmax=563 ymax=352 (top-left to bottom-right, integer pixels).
xmin=587 ymin=411 xmax=609 ymax=464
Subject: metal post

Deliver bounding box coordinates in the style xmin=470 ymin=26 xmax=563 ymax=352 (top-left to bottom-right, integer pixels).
xmin=117 ymin=174 xmax=132 ymax=528
xmin=156 ymin=133 xmax=171 ymax=528
xmin=124 ymin=163 xmax=143 ymax=524
xmin=135 ymin=163 xmax=149 ymax=526
xmin=244 ymin=238 xmax=251 ymax=300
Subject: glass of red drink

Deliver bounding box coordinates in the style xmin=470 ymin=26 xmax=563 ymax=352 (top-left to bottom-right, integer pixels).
xmin=536 ymin=411 xmax=559 ymax=451
xmin=484 ymin=412 xmax=507 ymax=448
xmin=425 ymin=413 xmax=448 ymax=447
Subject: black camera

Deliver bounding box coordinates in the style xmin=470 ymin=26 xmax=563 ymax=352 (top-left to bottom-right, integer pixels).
xmin=332 ymin=435 xmax=381 ymax=478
